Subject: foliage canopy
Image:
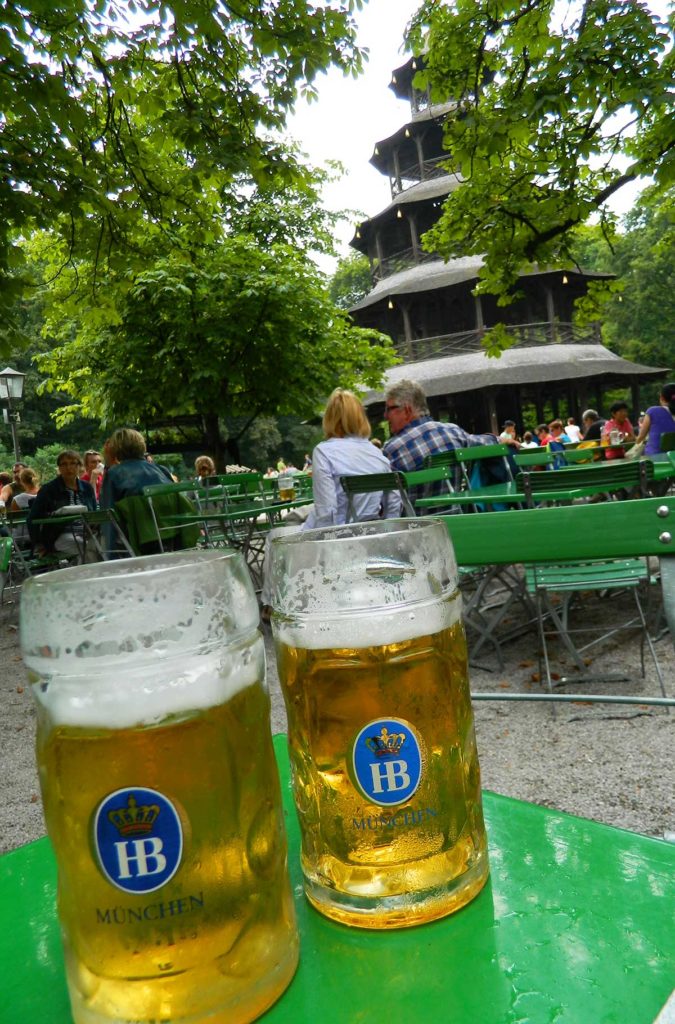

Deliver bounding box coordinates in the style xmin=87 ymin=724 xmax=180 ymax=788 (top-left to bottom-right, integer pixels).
xmin=0 ymin=0 xmax=367 ymax=348
xmin=408 ymin=0 xmax=674 ymax=301
xmin=36 ymin=235 xmax=396 ymax=464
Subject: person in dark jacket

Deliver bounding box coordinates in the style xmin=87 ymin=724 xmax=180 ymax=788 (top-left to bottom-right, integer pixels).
xmin=100 ymin=428 xmax=173 ymax=508
xmin=27 ymin=451 xmax=97 ymax=558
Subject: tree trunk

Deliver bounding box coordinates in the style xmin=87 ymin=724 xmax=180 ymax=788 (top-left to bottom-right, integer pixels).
xmin=225 ymin=436 xmax=241 ymax=466
xmin=202 ymin=413 xmax=227 ymax=472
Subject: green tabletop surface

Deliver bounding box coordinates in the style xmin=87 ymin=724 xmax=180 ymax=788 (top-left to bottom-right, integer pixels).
xmin=164 ymin=497 xmax=313 ymax=525
xmin=1 ymin=734 xmax=673 ymax=1024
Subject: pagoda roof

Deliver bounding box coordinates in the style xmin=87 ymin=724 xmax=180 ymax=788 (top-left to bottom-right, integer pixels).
xmin=363 ymin=344 xmax=665 ymax=407
xmin=389 ymin=56 xmax=422 ymax=99
xmin=350 ymin=175 xmax=462 ymax=249
xmin=370 ymin=109 xmax=452 ymax=173
xmin=350 ymin=259 xmax=611 ymax=312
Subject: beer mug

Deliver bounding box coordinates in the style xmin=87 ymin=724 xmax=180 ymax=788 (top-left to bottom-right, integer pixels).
xmin=269 ymin=519 xmax=489 ymax=929
xmin=277 ymin=474 xmax=296 ymax=503
xmin=21 ymin=550 xmax=298 ymax=1024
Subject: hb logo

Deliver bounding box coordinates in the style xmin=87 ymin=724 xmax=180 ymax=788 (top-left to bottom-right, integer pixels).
xmin=351 ymin=718 xmax=424 ymax=807
xmin=93 ymin=787 xmax=183 ymax=894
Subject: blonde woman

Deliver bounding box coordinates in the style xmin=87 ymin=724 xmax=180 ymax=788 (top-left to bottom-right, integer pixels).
xmin=260 ymin=389 xmax=401 ymax=621
xmin=308 ymin=388 xmax=401 ymax=528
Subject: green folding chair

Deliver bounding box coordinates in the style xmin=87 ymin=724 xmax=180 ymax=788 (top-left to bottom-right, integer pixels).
xmin=514 ymin=449 xmax=555 ymax=471
xmin=340 ymin=472 xmax=416 ymax=522
xmin=441 ymin=498 xmax=673 ymax=706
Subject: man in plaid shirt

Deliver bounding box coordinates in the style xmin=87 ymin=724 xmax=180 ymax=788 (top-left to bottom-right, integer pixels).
xmin=383 ymin=379 xmax=498 ymax=505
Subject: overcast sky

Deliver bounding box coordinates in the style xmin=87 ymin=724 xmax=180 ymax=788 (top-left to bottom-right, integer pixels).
xmin=287 ymin=0 xmax=420 ymax=270
xmin=287 ymin=0 xmax=670 ymax=274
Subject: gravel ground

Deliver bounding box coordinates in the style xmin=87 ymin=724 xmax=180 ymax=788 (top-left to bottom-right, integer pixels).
xmin=1 ymin=578 xmax=673 ymax=854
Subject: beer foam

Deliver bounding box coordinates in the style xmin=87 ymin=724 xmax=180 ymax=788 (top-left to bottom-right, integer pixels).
xmin=29 ymin=635 xmax=265 ymax=729
xmin=274 ymin=590 xmax=461 ymax=651
xmin=21 ymin=550 xmax=264 ymax=729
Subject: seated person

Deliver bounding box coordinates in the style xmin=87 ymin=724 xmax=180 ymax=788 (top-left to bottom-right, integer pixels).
xmin=194 ymin=455 xmax=216 ymax=482
xmin=0 ymin=461 xmax=27 ymax=505
xmin=27 ymin=451 xmax=97 ymax=560
xmin=101 ymin=429 xmax=194 ymax=555
xmin=582 ymin=409 xmax=605 ymax=442
xmin=543 ymin=419 xmax=571 ymax=444
xmin=260 ymin=388 xmax=401 ymax=620
xmin=498 ymin=420 xmax=520 ymax=448
xmin=100 ymin=429 xmax=174 ymax=507
xmin=81 ymin=449 xmax=105 ymax=501
xmin=10 ymin=467 xmax=40 ymax=546
xmin=602 ymin=401 xmax=635 ymax=460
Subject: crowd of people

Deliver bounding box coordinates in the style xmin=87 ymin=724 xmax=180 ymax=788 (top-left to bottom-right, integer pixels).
xmin=2 ymin=382 xmax=674 ymax=567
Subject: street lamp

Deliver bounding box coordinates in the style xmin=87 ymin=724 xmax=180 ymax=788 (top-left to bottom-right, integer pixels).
xmin=0 ymin=366 xmax=26 ymax=461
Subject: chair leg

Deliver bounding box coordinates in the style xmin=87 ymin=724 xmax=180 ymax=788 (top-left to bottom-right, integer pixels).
xmin=539 ymin=590 xmax=588 ymax=676
xmin=535 ymin=592 xmax=558 ymax=717
xmin=631 ymin=588 xmax=667 ymax=699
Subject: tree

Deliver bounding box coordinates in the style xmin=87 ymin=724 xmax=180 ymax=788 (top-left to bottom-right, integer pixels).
xmin=573 ymin=185 xmax=674 ymax=370
xmin=37 ymin=235 xmax=397 ymax=466
xmin=408 ymin=1 xmax=674 ymax=305
xmin=0 ymin=0 xmax=368 ymax=351
xmin=329 ymin=252 xmax=373 ymax=309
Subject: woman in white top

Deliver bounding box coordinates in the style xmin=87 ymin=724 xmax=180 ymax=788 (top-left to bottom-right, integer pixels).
xmin=260 ymin=389 xmax=401 ymax=617
xmin=306 ymin=388 xmax=401 ymax=528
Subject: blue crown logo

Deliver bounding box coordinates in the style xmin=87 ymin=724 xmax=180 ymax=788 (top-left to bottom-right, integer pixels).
xmin=365 ymin=727 xmax=406 ymax=758
xmin=107 ymin=795 xmax=160 ymax=837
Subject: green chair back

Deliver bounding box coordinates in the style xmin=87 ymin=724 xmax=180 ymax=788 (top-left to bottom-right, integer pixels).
xmin=453 ymin=443 xmax=516 ymax=486
xmin=120 ymin=490 xmax=201 ymax=555
xmin=440 ymin=496 xmax=675 ymax=566
xmin=340 ymin=472 xmax=416 ymax=520
xmin=513 ymin=450 xmax=554 ymax=469
xmin=518 ymin=458 xmax=653 ymax=505
xmin=424 ymin=449 xmax=461 ymax=469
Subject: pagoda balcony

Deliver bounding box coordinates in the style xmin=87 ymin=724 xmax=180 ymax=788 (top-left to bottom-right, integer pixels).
xmin=390 ymin=156 xmax=449 ymax=197
xmin=395 ymin=322 xmax=603 ymax=363
xmin=373 ymin=245 xmax=439 ymax=281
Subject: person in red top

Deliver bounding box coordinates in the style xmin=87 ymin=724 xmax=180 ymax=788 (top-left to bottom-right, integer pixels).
xmin=80 ymin=449 xmax=104 ymax=500
xmin=602 ymin=401 xmax=635 ymax=460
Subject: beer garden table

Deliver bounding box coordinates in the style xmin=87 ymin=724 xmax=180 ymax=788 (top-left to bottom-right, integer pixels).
xmin=1 ymin=734 xmax=672 ymax=1024
xmin=20 ymin=509 xmax=135 ymax=562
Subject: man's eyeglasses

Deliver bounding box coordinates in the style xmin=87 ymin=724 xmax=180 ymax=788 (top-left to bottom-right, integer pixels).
xmin=384 ymin=404 xmax=402 ymax=415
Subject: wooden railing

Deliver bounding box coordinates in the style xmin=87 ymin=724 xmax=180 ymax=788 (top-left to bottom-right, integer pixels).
xmin=395 ymin=323 xmax=602 ymax=362
xmin=373 ymin=246 xmax=439 ymax=281
xmin=390 ymin=157 xmax=450 ymax=197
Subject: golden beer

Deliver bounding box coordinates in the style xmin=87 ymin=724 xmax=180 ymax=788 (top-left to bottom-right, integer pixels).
xmin=270 ymin=520 xmax=489 ymax=929
xmin=277 ymin=476 xmax=296 ymax=503
xmin=22 ymin=551 xmax=298 ymax=1023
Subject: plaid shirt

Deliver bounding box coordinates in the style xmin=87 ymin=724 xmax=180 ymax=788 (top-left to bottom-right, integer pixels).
xmin=384 ymin=416 xmax=497 ymax=505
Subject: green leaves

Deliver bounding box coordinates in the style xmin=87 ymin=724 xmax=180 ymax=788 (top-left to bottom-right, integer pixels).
xmin=34 ymin=231 xmax=397 ymax=434
xmin=408 ymin=0 xmax=674 ymax=313
xmin=1 ymin=0 xmax=366 ymax=317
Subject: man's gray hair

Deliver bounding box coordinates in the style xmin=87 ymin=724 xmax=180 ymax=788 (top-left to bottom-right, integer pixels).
xmin=384 ymin=379 xmax=429 ymax=416
xmin=582 ymin=408 xmax=599 ymax=422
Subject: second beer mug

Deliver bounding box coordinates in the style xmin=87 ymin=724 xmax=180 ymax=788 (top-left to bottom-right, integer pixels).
xmin=21 ymin=550 xmax=298 ymax=1024
xmin=270 ymin=519 xmax=489 ymax=929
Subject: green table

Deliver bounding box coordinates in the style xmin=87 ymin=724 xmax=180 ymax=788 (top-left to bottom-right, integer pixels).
xmin=1 ymin=734 xmax=673 ymax=1024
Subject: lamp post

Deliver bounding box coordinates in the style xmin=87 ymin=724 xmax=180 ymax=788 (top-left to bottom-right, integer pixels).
xmin=0 ymin=366 xmax=26 ymax=461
